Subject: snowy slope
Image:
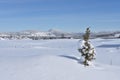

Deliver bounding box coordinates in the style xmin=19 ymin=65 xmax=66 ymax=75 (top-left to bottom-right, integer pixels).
xmin=0 ymin=39 xmax=120 ymax=80
xmin=0 ymin=55 xmax=120 ymax=80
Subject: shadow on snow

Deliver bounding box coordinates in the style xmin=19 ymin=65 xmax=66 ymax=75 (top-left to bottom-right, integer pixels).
xmin=59 ymin=55 xmax=83 ymax=64
xmin=97 ymin=44 xmax=120 ymax=48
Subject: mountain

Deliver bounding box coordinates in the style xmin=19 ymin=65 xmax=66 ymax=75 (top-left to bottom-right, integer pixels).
xmin=0 ymin=29 xmax=120 ymax=40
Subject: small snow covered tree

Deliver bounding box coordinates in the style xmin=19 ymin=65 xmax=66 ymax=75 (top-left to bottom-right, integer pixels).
xmin=78 ymin=28 xmax=96 ymax=66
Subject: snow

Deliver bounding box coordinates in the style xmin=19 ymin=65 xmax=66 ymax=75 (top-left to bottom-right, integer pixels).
xmin=0 ymin=38 xmax=5 ymax=40
xmin=0 ymin=39 xmax=120 ymax=80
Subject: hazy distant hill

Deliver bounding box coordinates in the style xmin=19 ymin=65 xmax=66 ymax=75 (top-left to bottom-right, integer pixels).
xmin=0 ymin=29 xmax=120 ymax=40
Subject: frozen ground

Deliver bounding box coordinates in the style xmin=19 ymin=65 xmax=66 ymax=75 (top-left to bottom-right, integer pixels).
xmin=0 ymin=39 xmax=120 ymax=80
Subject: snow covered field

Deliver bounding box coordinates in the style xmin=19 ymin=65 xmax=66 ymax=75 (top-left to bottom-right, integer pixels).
xmin=0 ymin=39 xmax=120 ymax=80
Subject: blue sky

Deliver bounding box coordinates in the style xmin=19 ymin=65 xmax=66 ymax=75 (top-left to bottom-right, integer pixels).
xmin=0 ymin=0 xmax=120 ymax=32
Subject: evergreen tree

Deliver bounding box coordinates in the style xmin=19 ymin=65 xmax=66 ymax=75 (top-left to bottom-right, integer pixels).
xmin=78 ymin=28 xmax=96 ymax=66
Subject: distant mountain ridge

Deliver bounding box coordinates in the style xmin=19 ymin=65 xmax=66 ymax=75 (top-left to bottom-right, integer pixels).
xmin=0 ymin=29 xmax=120 ymax=40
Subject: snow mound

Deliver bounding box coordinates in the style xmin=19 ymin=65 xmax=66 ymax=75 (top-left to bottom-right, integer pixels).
xmin=0 ymin=55 xmax=120 ymax=80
